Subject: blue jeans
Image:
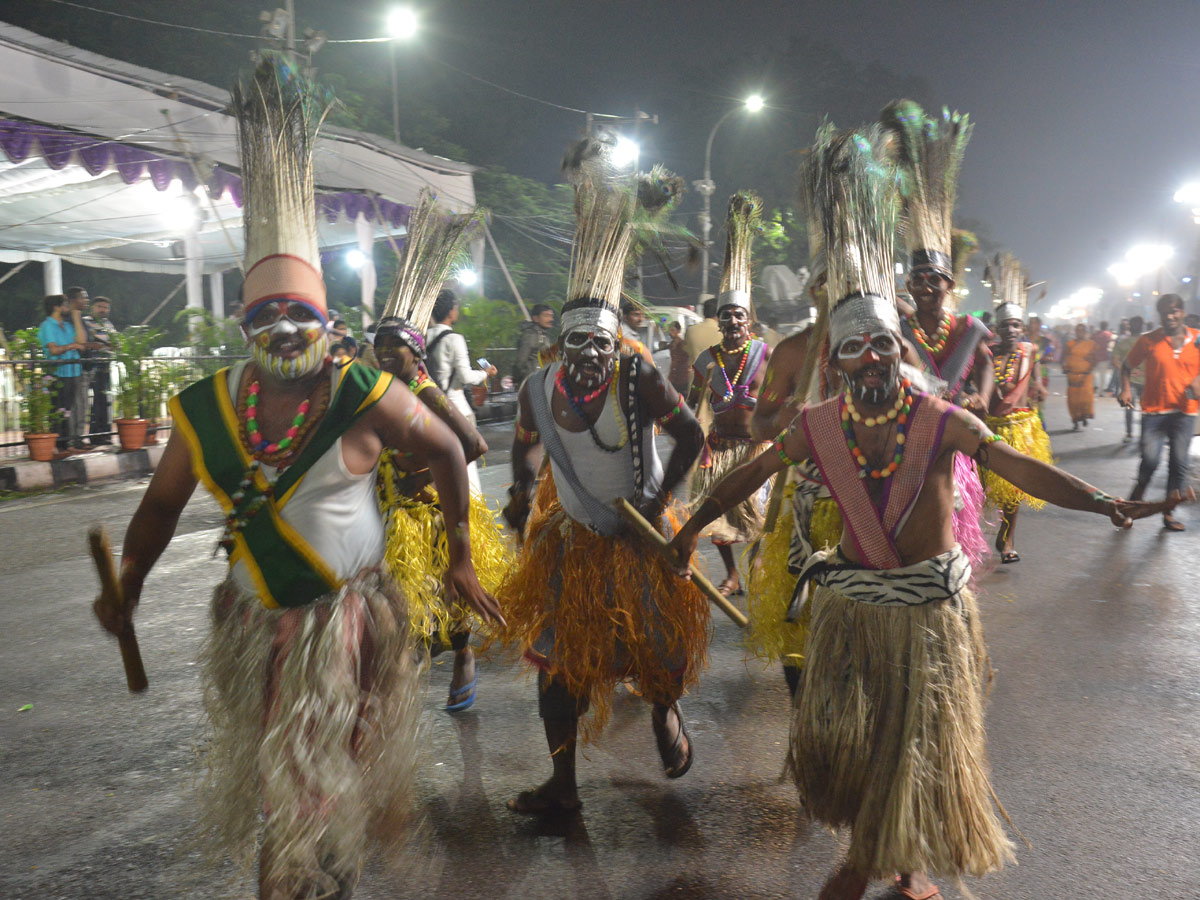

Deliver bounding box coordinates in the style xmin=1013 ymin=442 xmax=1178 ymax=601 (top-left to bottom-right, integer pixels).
xmin=1136 ymin=412 xmax=1195 ymax=497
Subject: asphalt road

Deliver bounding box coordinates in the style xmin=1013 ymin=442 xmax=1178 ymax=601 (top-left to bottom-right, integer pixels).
xmin=1 ymin=382 xmax=1197 ymax=899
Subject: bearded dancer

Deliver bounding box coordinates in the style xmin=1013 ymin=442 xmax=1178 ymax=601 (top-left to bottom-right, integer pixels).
xmin=882 ymin=100 xmax=992 ymax=572
xmin=93 ymin=58 xmax=502 ymax=900
xmin=498 ymin=135 xmax=707 ymax=814
xmin=687 ymin=191 xmax=772 ymax=597
xmin=980 ymin=254 xmax=1052 ymax=563
xmin=668 ymin=124 xmax=1186 ymax=900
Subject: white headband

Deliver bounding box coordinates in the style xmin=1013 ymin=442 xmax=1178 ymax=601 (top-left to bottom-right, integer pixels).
xmin=829 ymin=293 xmax=901 ymax=349
xmin=717 ymin=289 xmax=751 ymax=312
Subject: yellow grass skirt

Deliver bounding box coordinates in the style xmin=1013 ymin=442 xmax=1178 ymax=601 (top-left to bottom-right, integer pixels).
xmin=788 ymin=585 xmax=1014 ymax=880
xmin=495 ymin=479 xmax=710 ymax=742
xmin=379 ymin=460 xmax=514 ymax=642
xmin=746 ymin=481 xmax=841 ymax=667
xmin=982 ymin=408 xmax=1053 ymax=510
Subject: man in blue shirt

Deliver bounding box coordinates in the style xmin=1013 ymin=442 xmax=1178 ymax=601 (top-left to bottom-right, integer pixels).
xmin=37 ymin=292 xmax=87 ymax=453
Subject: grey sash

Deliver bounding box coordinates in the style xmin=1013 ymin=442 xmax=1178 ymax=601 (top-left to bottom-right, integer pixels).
xmin=903 ymin=315 xmax=990 ymax=400
xmin=528 ymin=366 xmax=625 ymax=536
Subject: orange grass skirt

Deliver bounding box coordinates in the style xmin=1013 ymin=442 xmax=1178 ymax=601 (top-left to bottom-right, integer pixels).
xmin=495 ymin=476 xmax=710 ymax=741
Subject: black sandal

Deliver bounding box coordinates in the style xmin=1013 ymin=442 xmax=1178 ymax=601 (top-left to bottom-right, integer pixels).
xmin=652 ymin=702 xmax=694 ymax=779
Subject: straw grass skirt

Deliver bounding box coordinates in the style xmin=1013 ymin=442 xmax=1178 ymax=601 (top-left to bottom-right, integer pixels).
xmin=688 ymin=434 xmax=769 ymax=544
xmin=788 ymin=579 xmax=1014 ymax=879
xmin=983 ymin=408 xmax=1053 ymax=510
xmin=197 ymin=569 xmax=422 ymax=895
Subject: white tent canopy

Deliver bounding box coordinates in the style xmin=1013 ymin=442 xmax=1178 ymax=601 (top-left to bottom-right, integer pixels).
xmin=0 ymin=22 xmax=476 ymax=318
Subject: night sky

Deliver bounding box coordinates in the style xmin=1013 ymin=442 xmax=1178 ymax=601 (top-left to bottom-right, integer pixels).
xmin=8 ymin=0 xmax=1200 ymax=314
xmin=409 ymin=0 xmax=1200 ymax=310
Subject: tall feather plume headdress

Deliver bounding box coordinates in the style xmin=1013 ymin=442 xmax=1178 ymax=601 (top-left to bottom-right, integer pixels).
xmin=560 ymin=131 xmax=640 ymax=337
xmin=880 ymin=100 xmax=973 ymax=281
xmin=801 ymin=124 xmax=901 ymax=353
xmin=233 ymin=52 xmax=334 ymax=324
xmin=621 ymin=165 xmax=690 ymax=311
xmin=717 ymin=190 xmax=763 ymax=317
xmin=377 ymin=190 xmax=482 ymax=356
xmin=984 ymin=252 xmax=1028 ymax=324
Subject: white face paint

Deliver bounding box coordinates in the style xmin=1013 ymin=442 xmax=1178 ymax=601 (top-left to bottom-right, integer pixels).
xmin=245 ymin=301 xmax=328 ymax=380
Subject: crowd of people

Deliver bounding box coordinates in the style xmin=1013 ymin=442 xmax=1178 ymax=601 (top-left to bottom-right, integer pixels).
xmin=90 ymin=58 xmax=1198 ymax=900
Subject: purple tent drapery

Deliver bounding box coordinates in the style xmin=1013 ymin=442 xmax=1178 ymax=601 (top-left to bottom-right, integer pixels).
xmin=0 ymin=117 xmax=411 ymax=228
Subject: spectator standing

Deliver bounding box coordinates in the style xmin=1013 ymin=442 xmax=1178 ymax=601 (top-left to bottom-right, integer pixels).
xmin=1090 ymin=319 xmax=1114 ymax=393
xmin=1110 ymin=316 xmax=1144 ymax=442
xmin=1063 ymin=322 xmax=1097 ymax=430
xmin=1119 ymin=293 xmax=1200 ymax=531
xmin=425 ymin=289 xmax=496 ymax=490
xmin=666 ymin=320 xmax=691 ymax=394
xmin=82 ymin=295 xmax=118 ymax=444
xmin=683 ymin=295 xmax=721 ymax=365
xmin=37 ymin=293 xmax=87 ymax=453
xmin=512 ymin=303 xmax=555 ymax=387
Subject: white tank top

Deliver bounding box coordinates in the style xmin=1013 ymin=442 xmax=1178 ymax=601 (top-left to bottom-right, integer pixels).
xmin=543 ymin=362 xmax=663 ymax=529
xmin=225 ymin=361 xmax=384 ymax=597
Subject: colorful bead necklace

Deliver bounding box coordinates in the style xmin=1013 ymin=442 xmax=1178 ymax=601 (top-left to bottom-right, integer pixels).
xmin=713 ymin=339 xmax=752 ymax=401
xmin=908 ymin=311 xmax=954 ymax=356
xmin=556 ymin=360 xmax=628 ymax=452
xmin=840 ymin=379 xmax=913 ymax=480
xmin=993 ymin=345 xmax=1022 ymax=386
xmin=245 ymin=381 xmax=311 ymax=456
xmin=844 ymin=384 xmax=906 ymax=427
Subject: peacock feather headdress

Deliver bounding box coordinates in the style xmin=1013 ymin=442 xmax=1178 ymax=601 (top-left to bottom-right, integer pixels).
xmin=879 ymin=99 xmax=972 ymax=277
xmin=717 ymin=190 xmax=763 ymax=316
xmin=560 ymin=132 xmax=640 ymax=337
xmin=233 ymin=52 xmax=334 ymax=323
xmin=984 ymin=252 xmax=1028 ymax=324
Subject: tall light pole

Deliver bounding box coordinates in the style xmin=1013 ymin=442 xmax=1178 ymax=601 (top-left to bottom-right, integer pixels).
xmin=694 ymin=94 xmax=764 ymax=298
xmin=386 ymin=7 xmax=419 ymax=145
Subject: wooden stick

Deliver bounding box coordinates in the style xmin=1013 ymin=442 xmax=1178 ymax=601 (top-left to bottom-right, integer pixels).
xmin=613 ymin=498 xmax=749 ymax=628
xmin=88 ymin=527 xmax=148 ymax=693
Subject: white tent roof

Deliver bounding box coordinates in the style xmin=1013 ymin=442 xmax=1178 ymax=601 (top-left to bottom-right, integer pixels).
xmin=0 ymin=22 xmax=476 ymax=275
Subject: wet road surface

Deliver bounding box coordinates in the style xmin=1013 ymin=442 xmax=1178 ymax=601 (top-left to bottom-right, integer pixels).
xmin=1 ymin=382 xmax=1197 ymax=899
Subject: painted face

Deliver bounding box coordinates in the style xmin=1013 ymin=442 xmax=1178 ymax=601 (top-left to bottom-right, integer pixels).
xmin=243 ymin=300 xmax=328 ymax=380
xmin=718 ymin=305 xmax=751 ymax=344
xmin=374 ymin=335 xmax=420 ymax=381
xmin=998 ymin=318 xmax=1023 ymax=347
xmin=906 ymin=266 xmax=954 ymax=312
xmin=835 ymin=330 xmax=902 ymax=405
xmin=561 ymin=327 xmax=617 ymax=391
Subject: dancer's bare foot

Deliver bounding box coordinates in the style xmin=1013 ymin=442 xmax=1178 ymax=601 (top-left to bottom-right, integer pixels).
xmin=817 ymin=863 xmax=869 ymax=900
xmin=450 ymin=646 xmax=475 ymax=695
xmin=506 ymin=777 xmax=581 ymax=814
xmin=891 ymin=871 xmax=941 ymax=899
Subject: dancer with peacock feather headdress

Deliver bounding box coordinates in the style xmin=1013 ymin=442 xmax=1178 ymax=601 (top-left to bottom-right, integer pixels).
xmin=496 ymin=133 xmax=709 ymax=813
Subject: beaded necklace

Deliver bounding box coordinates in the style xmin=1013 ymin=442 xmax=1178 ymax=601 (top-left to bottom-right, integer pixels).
xmin=908 ymin=311 xmax=954 ymax=356
xmin=713 ymin=339 xmax=751 ymax=401
xmin=840 ymin=378 xmax=913 ymax=480
xmin=844 ymin=385 xmax=905 ymax=427
xmin=992 ymin=344 xmax=1022 ymax=386
xmin=556 ymin=360 xmax=628 ymax=453
xmin=217 ymin=372 xmax=328 ymax=558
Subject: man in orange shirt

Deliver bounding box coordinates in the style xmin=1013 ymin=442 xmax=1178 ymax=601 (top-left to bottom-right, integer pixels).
xmin=1119 ymin=293 xmax=1200 ymax=531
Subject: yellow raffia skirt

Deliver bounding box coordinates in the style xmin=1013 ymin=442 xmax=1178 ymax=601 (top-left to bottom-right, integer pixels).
xmin=495 ymin=475 xmax=710 ymax=742
xmin=746 ymin=479 xmax=841 ymax=667
xmin=982 ymin=408 xmax=1053 ymax=510
xmin=378 ymin=456 xmax=514 ymax=642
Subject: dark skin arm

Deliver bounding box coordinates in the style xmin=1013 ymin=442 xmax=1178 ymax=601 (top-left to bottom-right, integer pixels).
xmin=632 ymin=362 xmax=704 ymax=520
xmin=502 ymin=378 xmax=543 ymax=537
xmin=93 ymin=428 xmax=199 ymax=632
xmin=751 ymin=330 xmax=808 ymax=442
xmin=959 ymin=339 xmax=994 ymax=415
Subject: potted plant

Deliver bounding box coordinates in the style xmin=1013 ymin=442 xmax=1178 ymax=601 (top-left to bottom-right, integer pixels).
xmin=112 ymin=327 xmax=162 ymax=452
xmin=11 ymin=328 xmax=63 ymax=461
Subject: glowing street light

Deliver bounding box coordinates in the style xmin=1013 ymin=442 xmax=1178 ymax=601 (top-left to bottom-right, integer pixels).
xmin=455 ymin=268 xmax=479 ymax=289
xmin=696 ymin=93 xmax=767 ymax=296
xmin=345 ymin=248 xmax=367 ymax=270
xmin=386 ymin=7 xmax=419 ymax=40
xmin=1107 ymin=243 xmax=1173 ymax=287
xmin=611 ymin=136 xmax=640 ymax=169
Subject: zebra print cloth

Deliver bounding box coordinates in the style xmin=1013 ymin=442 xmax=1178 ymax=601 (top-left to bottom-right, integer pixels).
xmin=787 ymin=546 xmax=970 ymax=619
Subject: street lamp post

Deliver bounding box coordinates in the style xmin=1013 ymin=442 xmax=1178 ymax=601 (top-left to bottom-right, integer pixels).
xmin=695 ymin=95 xmax=764 ymax=298
xmin=386 ymin=7 xmax=419 ymax=145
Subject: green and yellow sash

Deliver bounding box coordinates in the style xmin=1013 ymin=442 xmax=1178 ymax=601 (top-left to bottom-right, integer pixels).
xmin=170 ymin=361 xmax=393 ymax=608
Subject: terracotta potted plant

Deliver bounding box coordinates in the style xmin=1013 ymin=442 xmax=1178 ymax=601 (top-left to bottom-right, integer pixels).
xmin=11 ymin=328 xmax=63 ymax=462
xmin=112 ymin=327 xmax=161 ymax=452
